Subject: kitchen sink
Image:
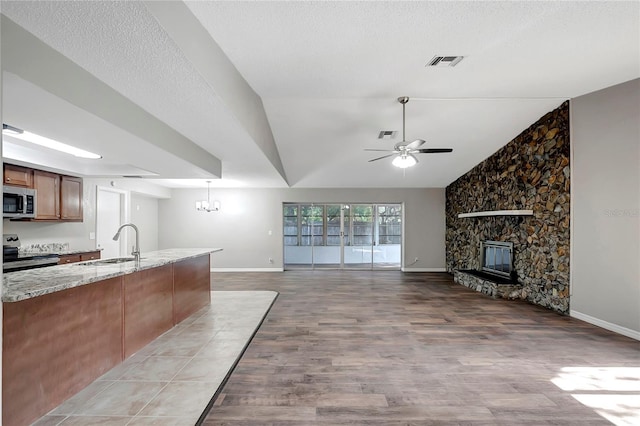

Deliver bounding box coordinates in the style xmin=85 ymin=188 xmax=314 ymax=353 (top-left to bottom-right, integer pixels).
xmin=77 ymin=257 xmax=138 ymax=266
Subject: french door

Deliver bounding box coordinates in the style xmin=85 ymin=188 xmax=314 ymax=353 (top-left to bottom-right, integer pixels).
xmin=283 ymin=203 xmax=402 ymax=270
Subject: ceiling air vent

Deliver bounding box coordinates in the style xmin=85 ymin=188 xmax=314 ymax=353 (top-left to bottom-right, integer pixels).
xmin=427 ymin=55 xmax=464 ymax=67
xmin=378 ymin=130 xmax=397 ymax=140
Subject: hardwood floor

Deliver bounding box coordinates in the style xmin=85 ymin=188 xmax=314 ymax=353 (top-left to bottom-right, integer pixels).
xmin=202 ymin=271 xmax=639 ymax=425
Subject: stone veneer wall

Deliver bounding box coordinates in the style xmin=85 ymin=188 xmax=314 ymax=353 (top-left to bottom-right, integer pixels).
xmin=445 ymin=102 xmax=570 ymax=314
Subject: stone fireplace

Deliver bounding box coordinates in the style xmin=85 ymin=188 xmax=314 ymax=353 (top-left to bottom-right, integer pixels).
xmin=445 ymin=101 xmax=571 ymax=314
xmin=454 ymin=239 xmax=521 ymax=298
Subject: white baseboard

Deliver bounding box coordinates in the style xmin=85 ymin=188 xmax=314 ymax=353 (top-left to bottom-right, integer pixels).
xmin=210 ymin=267 xmax=284 ymax=273
xmin=401 ymin=267 xmax=447 ymax=272
xmin=570 ymin=310 xmax=640 ymax=341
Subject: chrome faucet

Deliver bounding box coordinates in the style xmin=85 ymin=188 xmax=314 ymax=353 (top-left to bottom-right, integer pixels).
xmin=112 ymin=223 xmax=140 ymax=262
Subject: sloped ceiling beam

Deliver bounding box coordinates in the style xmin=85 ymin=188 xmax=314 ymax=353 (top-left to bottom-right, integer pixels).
xmin=1 ymin=14 xmax=222 ymax=178
xmin=143 ymin=0 xmax=288 ymax=185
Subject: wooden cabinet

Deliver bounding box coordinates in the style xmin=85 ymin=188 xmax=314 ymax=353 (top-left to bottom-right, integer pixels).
xmin=3 ymin=277 xmax=123 ymax=426
xmin=6 ymin=164 xmax=84 ymax=222
xmin=59 ymin=251 xmax=101 ymax=265
xmin=3 ymin=164 xmax=33 ymax=187
xmin=33 ymin=170 xmax=60 ymax=220
xmin=2 ymin=253 xmax=211 ymax=425
xmin=60 ymin=176 xmax=83 ymax=221
xmin=59 ymin=254 xmax=81 ymax=265
xmin=80 ymin=251 xmax=101 ymax=262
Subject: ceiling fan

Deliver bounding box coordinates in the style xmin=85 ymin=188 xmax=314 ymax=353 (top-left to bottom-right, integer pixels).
xmin=366 ymin=96 xmax=453 ymax=168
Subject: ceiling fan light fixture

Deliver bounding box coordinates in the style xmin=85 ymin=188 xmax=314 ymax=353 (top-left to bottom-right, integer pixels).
xmin=392 ymin=154 xmax=417 ymax=169
xmin=365 ymin=96 xmax=452 ymax=166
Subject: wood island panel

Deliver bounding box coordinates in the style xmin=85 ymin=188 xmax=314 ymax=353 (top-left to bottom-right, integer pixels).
xmin=2 ymin=276 xmax=123 ymax=426
xmin=173 ymin=254 xmax=211 ymax=324
xmin=123 ymin=265 xmax=174 ymax=358
xmin=2 ymin=250 xmax=216 ymax=425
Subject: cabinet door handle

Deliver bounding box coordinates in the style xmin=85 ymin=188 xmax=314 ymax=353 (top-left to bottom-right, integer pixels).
xmin=6 ymin=177 xmax=10 ymax=181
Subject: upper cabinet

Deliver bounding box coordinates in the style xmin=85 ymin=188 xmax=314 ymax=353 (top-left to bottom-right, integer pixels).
xmin=4 ymin=163 xmax=84 ymax=222
xmin=60 ymin=176 xmax=83 ymax=221
xmin=33 ymin=170 xmax=61 ymax=220
xmin=3 ymin=164 xmax=33 ymax=188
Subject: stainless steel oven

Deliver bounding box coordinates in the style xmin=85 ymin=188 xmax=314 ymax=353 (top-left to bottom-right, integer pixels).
xmin=3 ymin=185 xmax=36 ymax=219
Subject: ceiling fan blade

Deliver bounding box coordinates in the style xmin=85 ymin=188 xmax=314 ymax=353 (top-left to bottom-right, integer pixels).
xmin=415 ymin=148 xmax=453 ymax=154
xmin=406 ymin=139 xmax=426 ymax=150
xmin=364 ymin=149 xmax=395 ymax=152
xmin=368 ymin=154 xmax=396 ymax=162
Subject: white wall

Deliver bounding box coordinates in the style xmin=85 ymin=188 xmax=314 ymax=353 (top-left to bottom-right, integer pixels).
xmin=571 ymin=78 xmax=640 ymax=339
xmin=130 ymin=193 xmax=159 ymax=252
xmin=1 ymin=13 xmax=4 ymax=415
xmin=4 ymin=177 xmax=169 ymax=251
xmin=158 ymin=187 xmax=446 ymax=270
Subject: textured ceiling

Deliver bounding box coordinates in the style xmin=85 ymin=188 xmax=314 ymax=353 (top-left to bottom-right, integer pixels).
xmin=1 ymin=0 xmax=287 ymax=187
xmin=187 ymin=1 xmax=639 ymax=98
xmin=2 ymin=1 xmax=639 ymax=188
xmin=2 ymin=71 xmax=206 ymax=178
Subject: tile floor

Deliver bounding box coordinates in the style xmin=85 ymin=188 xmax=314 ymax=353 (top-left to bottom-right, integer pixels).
xmin=32 ymin=291 xmax=278 ymax=426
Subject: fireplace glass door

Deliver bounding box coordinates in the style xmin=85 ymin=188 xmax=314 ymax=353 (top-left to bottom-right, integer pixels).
xmin=481 ymin=241 xmax=514 ymax=277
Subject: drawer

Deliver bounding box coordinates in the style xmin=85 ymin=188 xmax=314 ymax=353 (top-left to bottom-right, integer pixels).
xmin=59 ymin=254 xmax=81 ymax=264
xmin=80 ymin=251 xmax=101 ymax=261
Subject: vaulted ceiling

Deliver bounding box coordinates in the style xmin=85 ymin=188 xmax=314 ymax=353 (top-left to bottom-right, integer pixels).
xmin=1 ymin=1 xmax=638 ymax=189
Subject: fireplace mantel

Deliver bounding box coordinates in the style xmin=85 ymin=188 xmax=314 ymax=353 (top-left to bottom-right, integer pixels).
xmin=457 ymin=209 xmax=534 ymax=218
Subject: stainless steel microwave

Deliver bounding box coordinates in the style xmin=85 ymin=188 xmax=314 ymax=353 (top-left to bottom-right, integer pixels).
xmin=3 ymin=186 xmax=36 ymax=219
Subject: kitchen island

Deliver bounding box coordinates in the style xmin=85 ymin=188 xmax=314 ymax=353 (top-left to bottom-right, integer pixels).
xmin=2 ymin=248 xmax=222 ymax=426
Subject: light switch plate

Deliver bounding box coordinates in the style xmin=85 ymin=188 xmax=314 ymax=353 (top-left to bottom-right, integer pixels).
xmin=89 ymin=232 xmax=96 ymax=240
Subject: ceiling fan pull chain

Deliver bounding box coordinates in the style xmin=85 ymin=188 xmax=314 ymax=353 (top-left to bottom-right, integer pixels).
xmin=402 ymin=101 xmax=406 ymax=142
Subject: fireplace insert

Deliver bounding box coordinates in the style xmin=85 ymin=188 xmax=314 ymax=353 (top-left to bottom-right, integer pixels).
xmin=480 ymin=240 xmax=514 ymax=278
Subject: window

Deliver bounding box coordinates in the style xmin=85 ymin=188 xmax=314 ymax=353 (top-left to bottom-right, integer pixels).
xmin=350 ymin=205 xmax=373 ymax=246
xmin=283 ymin=203 xmax=402 ymax=246
xmin=377 ymin=205 xmax=402 ymax=245
xmin=284 ymin=204 xmax=326 ymax=246
xmin=284 ymin=203 xmax=402 ymax=269
xmin=326 ymin=205 xmax=342 ymax=246
xmin=283 ymin=205 xmax=298 ymax=246
xmin=300 ymin=205 xmax=324 ymax=246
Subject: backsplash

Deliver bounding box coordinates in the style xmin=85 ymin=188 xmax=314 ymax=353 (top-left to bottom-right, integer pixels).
xmin=19 ymin=242 xmax=70 ymax=254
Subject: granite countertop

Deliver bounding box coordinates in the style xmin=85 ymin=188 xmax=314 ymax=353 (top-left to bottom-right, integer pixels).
xmin=15 ymin=248 xmax=104 ymax=259
xmin=3 ymin=248 xmax=223 ymax=303
xmin=16 ymin=242 xmax=104 ymax=257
